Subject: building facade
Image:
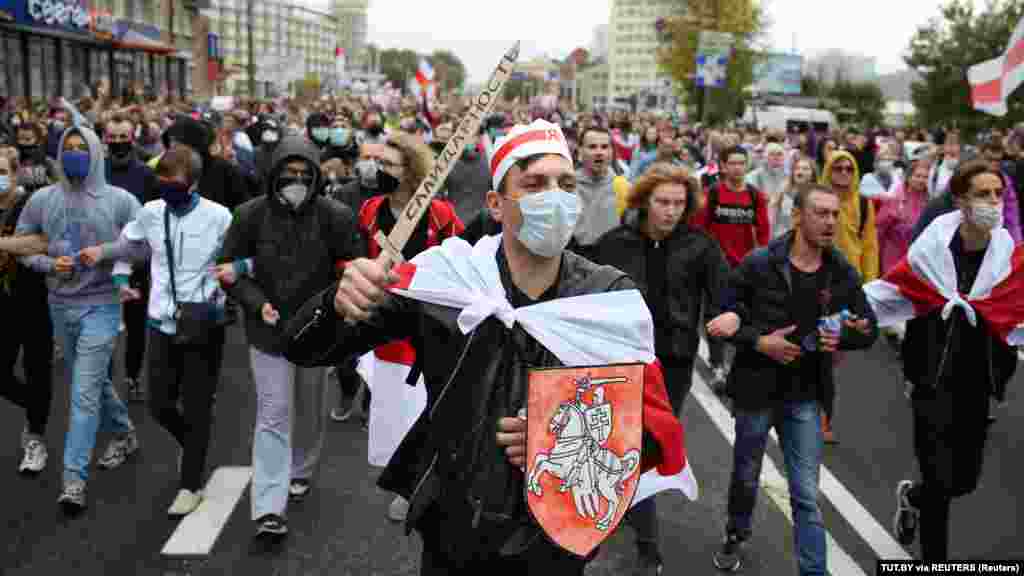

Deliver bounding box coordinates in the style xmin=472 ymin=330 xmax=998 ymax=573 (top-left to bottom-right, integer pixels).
xmin=206 ymin=0 xmax=337 ymax=96
xmin=332 ymin=0 xmax=367 ymax=70
xmin=577 ymin=60 xmax=609 ymax=111
xmin=0 ymin=0 xmax=193 ymax=101
xmin=607 ymin=0 xmax=683 ymax=102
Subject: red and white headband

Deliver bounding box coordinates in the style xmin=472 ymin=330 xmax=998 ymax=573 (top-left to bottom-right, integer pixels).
xmin=488 ymin=119 xmax=572 ymax=191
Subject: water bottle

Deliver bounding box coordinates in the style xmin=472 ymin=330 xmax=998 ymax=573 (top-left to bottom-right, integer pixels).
xmin=802 ymin=309 xmax=851 ymax=351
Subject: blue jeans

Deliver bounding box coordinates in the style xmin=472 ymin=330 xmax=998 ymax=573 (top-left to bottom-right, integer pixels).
xmin=726 ymin=401 xmax=826 ymax=576
xmin=50 ymin=302 xmax=134 ymax=484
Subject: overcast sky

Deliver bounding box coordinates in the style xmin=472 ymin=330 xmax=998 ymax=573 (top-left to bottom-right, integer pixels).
xmin=363 ymin=0 xmax=953 ymax=83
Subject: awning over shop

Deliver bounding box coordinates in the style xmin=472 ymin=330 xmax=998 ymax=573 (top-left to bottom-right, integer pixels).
xmin=110 ymin=20 xmax=175 ymax=54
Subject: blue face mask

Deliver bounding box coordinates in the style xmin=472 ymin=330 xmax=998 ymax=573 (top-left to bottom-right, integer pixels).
xmin=312 ymin=127 xmax=329 ymax=142
xmin=516 ymin=188 xmax=580 ymax=258
xmin=329 ymin=127 xmax=350 ymax=146
xmin=62 ymin=150 xmax=91 ymax=181
xmin=160 ymin=181 xmax=193 ymax=209
xmin=0 ymin=175 xmax=10 ymax=193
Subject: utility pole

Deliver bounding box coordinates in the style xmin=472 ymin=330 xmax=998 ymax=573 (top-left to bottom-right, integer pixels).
xmin=247 ymin=0 xmax=255 ymax=96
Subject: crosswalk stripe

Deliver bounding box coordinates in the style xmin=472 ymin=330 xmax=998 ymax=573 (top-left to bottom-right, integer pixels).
xmin=697 ymin=338 xmax=913 ymax=562
xmin=689 ymin=367 xmax=870 ymax=575
xmin=161 ymin=466 xmax=253 ymax=557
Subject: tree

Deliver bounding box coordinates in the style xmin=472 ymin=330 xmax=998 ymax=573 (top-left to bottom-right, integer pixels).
xmin=830 ymin=78 xmax=886 ymax=127
xmin=905 ymin=0 xmax=1024 ymax=137
xmin=430 ymin=50 xmax=467 ymax=94
xmin=656 ymin=0 xmax=768 ymax=124
xmin=379 ymin=48 xmax=420 ymax=91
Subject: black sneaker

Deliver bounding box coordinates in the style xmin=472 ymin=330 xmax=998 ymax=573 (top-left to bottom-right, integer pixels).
xmin=289 ymin=479 xmax=311 ymax=501
xmin=892 ymin=480 xmax=919 ymax=546
xmin=712 ymin=532 xmax=746 ymax=572
xmin=256 ymin=514 xmax=288 ymax=536
xmin=125 ymin=377 xmax=145 ymax=403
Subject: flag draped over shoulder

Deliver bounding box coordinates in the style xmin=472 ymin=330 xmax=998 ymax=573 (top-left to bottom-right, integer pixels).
xmin=863 ymin=211 xmax=1024 ymax=345
xmin=384 ymin=234 xmax=698 ymax=503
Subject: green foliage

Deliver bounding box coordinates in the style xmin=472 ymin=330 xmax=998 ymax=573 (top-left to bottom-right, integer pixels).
xmin=430 ymin=50 xmax=467 ymax=93
xmin=379 ymin=48 xmax=420 ymax=90
xmin=905 ymin=0 xmax=1024 ymax=137
xmin=656 ymin=0 xmax=767 ymax=123
xmin=379 ymin=48 xmax=468 ymax=95
xmin=830 ymin=77 xmax=886 ymax=127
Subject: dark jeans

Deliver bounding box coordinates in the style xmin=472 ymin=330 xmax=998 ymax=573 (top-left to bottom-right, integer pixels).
xmin=417 ymin=505 xmax=587 ymax=575
xmin=906 ymin=483 xmax=951 ymax=561
xmin=625 ymin=356 xmax=695 ymax=550
xmin=146 ymin=326 xmax=225 ymax=491
xmin=727 ymin=401 xmax=826 ymax=576
xmin=122 ymin=288 xmax=148 ymax=382
xmin=0 ymin=296 xmax=53 ymax=436
xmin=336 ymin=356 xmax=369 ymax=412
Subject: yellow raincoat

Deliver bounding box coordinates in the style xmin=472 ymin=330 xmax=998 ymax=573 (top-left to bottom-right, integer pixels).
xmin=821 ymin=150 xmax=879 ymax=283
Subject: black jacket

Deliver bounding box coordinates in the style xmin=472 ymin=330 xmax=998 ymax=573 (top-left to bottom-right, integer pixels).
xmin=900 ymin=244 xmax=1016 ymax=497
xmin=593 ymin=210 xmax=729 ymax=362
xmin=0 ymin=188 xmax=47 ymax=306
xmin=331 ymin=178 xmax=378 ymax=214
xmin=221 ymin=136 xmax=362 ymax=356
xmin=459 ymin=209 xmax=501 ymax=246
xmin=281 ymin=247 xmax=650 ymax=562
xmin=725 ymin=232 xmax=879 ymax=409
xmin=443 ymin=151 xmax=491 ymax=224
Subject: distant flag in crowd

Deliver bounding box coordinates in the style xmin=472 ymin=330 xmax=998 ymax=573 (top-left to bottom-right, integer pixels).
xmin=969 ymin=14 xmax=1024 ymax=116
xmin=415 ymin=57 xmax=435 ymax=88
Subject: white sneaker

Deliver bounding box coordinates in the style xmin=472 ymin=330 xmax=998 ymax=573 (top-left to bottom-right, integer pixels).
xmin=387 ymin=495 xmax=409 ymax=522
xmin=167 ymin=489 xmax=203 ymax=516
xmin=19 ymin=437 xmax=48 ymax=474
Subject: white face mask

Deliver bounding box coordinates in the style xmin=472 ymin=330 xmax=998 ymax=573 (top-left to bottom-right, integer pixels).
xmin=280 ymin=183 xmax=308 ymax=208
xmin=516 ymin=188 xmax=580 ymax=258
xmin=968 ymin=201 xmax=1003 ymax=231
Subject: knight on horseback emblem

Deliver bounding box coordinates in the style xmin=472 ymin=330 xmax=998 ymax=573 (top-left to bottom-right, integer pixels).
xmin=525 ymin=364 xmax=647 ymax=557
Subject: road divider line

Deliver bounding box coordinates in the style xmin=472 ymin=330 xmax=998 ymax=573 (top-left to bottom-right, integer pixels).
xmin=689 ymin=370 xmax=868 ymax=576
xmin=162 ymin=466 xmax=253 ymax=557
xmin=695 ymin=338 xmax=912 ymax=566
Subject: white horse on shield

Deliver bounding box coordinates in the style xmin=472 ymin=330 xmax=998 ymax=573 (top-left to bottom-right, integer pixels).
xmin=526 ymin=395 xmax=641 ymax=531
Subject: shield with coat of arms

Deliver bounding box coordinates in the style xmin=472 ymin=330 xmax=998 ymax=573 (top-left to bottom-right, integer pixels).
xmin=525 ymin=363 xmax=645 ymax=558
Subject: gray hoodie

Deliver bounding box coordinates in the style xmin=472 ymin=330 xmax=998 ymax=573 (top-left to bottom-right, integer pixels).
xmin=15 ymin=125 xmax=141 ymax=306
xmin=573 ymin=167 xmax=618 ymax=247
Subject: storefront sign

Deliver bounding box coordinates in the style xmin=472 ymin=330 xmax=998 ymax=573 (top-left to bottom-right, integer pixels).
xmin=21 ymin=0 xmax=91 ymax=31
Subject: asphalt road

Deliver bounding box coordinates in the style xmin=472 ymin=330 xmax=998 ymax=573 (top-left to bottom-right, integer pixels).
xmin=1 ymin=323 xmax=1020 ymax=575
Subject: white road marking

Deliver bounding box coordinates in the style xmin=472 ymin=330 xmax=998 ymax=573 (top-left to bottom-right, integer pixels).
xmin=694 ymin=339 xmax=911 ymax=570
xmin=161 ymin=466 xmax=253 ymax=557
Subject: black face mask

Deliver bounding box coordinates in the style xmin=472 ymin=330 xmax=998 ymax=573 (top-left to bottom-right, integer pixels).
xmin=367 ymin=124 xmax=383 ymax=137
xmin=109 ymin=141 xmax=133 ymax=159
xmin=430 ymin=141 xmax=447 ymax=154
xmin=17 ymin=144 xmax=39 ymax=159
xmin=377 ymin=169 xmax=400 ymax=195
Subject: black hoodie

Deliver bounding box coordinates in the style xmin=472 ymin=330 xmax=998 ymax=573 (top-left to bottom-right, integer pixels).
xmin=221 ymin=136 xmax=363 ymax=356
xmin=163 ymin=117 xmax=251 ymax=210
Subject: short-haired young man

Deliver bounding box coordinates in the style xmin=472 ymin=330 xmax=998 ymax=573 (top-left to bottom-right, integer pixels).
xmin=694 ymin=145 xmax=771 ymax=393
xmin=707 ymin=183 xmax=878 ymax=574
xmin=281 ymin=119 xmax=684 ymax=574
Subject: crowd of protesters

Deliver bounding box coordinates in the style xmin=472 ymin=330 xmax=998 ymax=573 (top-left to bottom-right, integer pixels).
xmin=0 ymin=81 xmax=1019 ymax=575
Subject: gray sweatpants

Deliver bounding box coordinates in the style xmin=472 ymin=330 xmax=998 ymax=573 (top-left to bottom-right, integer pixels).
xmin=249 ymin=347 xmax=329 ymax=520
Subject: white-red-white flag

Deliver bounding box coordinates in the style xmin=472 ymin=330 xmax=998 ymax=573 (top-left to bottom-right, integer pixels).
xmin=384 ymin=234 xmax=698 ymax=504
xmin=415 ymin=57 xmax=434 ymax=88
xmin=863 ymin=211 xmax=1024 ymax=344
xmin=969 ymin=16 xmax=1024 ymax=116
